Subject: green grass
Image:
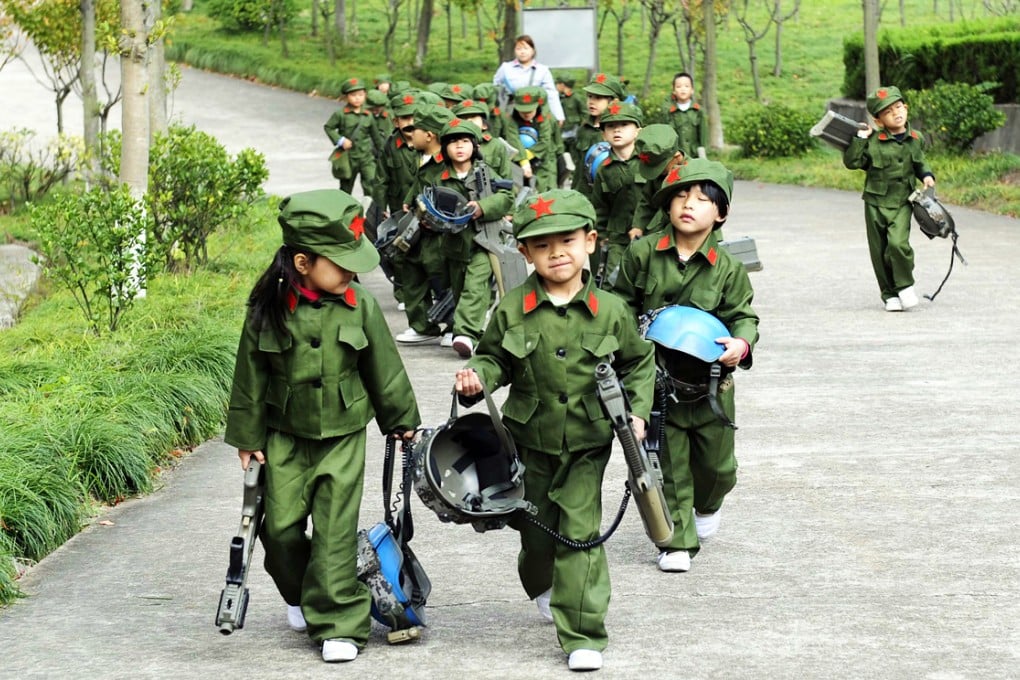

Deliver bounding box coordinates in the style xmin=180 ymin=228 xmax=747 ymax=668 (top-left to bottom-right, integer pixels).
xmin=0 ymin=197 xmax=281 ymax=604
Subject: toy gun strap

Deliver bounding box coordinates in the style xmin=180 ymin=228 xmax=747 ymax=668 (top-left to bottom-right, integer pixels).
xmin=925 ymin=229 xmax=967 ymax=302
xmin=594 ymin=361 xmax=674 ymax=547
xmin=215 ymin=460 xmax=265 ymax=634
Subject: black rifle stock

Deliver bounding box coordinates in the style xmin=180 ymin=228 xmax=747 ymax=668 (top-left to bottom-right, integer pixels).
xmin=594 ymin=363 xmax=674 ymax=547
xmin=469 ymin=162 xmax=525 ymax=296
xmin=215 ymin=460 xmax=265 ymax=634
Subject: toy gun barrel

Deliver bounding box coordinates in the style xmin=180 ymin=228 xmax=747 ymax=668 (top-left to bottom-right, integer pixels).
xmin=215 ymin=460 xmax=265 ymax=635
xmin=594 ymin=363 xmax=674 ymax=547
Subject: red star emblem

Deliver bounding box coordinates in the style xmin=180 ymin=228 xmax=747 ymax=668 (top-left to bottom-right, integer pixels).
xmin=877 ymin=89 xmax=888 ymax=99
xmin=452 ymin=85 xmax=461 ymax=93
xmin=349 ymin=215 xmax=365 ymax=240
xmin=462 ymin=99 xmax=474 ymax=107
xmin=608 ymin=103 xmax=621 ymax=115
xmin=529 ymin=196 xmax=555 ymax=218
xmin=403 ymin=94 xmax=414 ymax=104
xmin=449 ymin=118 xmax=462 ymax=127
xmin=351 ymin=78 xmax=359 ymax=85
xmin=638 ymin=152 xmax=651 ymax=164
xmin=665 ymin=167 xmax=682 ymax=184
xmin=522 ymin=93 xmax=533 ymax=103
xmin=595 ymin=73 xmax=607 ymax=83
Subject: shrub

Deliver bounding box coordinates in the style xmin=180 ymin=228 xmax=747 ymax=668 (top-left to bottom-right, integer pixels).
xmin=905 ymin=81 xmax=1006 ymax=153
xmin=0 ymin=128 xmax=83 ymax=212
xmin=207 ymin=0 xmax=300 ymax=32
xmin=729 ymin=103 xmax=816 ymax=159
xmin=30 ymin=185 xmax=156 ymax=334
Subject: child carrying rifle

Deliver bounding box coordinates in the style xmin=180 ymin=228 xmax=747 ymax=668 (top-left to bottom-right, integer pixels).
xmin=224 ymin=189 xmax=419 ymax=663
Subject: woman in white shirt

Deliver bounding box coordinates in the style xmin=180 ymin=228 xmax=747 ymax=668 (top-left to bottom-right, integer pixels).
xmin=492 ymin=34 xmax=565 ymax=124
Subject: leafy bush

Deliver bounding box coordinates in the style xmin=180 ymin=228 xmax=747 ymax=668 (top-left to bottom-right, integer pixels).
xmin=905 ymin=81 xmax=1007 ymax=153
xmin=729 ymin=103 xmax=816 ymax=158
xmin=207 ymin=0 xmax=300 ymax=32
xmin=102 ymin=125 xmax=267 ymax=272
xmin=0 ymin=128 xmax=83 ymax=212
xmin=30 ymin=185 xmax=156 ymax=334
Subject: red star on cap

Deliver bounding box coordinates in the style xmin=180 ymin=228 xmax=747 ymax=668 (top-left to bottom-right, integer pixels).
xmin=351 ymin=78 xmax=359 ymax=85
xmin=452 ymin=85 xmax=461 ymax=93
xmin=462 ymin=99 xmax=474 ymax=106
xmin=665 ymin=167 xmax=682 ymax=184
xmin=403 ymin=94 xmax=414 ymax=104
xmin=522 ymin=93 xmax=533 ymax=103
xmin=608 ymin=103 xmax=621 ymax=115
xmin=638 ymin=152 xmax=651 ymax=164
xmin=529 ymin=196 xmax=555 ymax=218
xmin=877 ymin=89 xmax=888 ymax=99
xmin=449 ymin=118 xmax=462 ymax=127
xmin=349 ymin=215 xmax=365 ymax=240
xmin=595 ymin=73 xmax=607 ymax=83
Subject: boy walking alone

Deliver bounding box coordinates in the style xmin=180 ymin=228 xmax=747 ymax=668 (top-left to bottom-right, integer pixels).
xmin=843 ymin=85 xmax=935 ymax=311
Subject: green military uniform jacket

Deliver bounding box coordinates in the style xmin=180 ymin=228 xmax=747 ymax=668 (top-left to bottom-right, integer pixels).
xmin=570 ymin=117 xmax=605 ymax=197
xmin=842 ymin=126 xmax=933 ymax=209
xmin=408 ymin=157 xmax=514 ymax=262
xmin=504 ymin=111 xmax=562 ymax=171
xmin=613 ymin=229 xmax=759 ymax=366
xmin=323 ymin=106 xmax=377 ymax=161
xmin=370 ymin=111 xmax=390 ymax=152
xmin=466 ymin=271 xmax=656 ymax=456
xmin=479 ymin=133 xmax=513 ymax=181
xmin=665 ymin=101 xmax=708 ymax=158
xmin=632 ymin=175 xmax=668 ymax=234
xmin=379 ymin=131 xmax=419 ymax=213
xmin=559 ymin=90 xmax=586 ymax=135
xmin=225 ymin=283 xmax=420 ymax=451
xmin=591 ymin=152 xmax=641 ymax=245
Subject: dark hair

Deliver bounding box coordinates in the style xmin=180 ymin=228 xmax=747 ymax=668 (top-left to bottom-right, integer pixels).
xmin=247 ymin=246 xmax=318 ymax=336
xmin=515 ymin=35 xmax=536 ymax=51
xmin=673 ymin=72 xmax=695 ymax=87
xmin=667 ymin=181 xmax=729 ymax=224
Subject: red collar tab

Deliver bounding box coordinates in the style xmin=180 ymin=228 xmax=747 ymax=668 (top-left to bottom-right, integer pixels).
xmin=441 ymin=169 xmax=450 ymax=180
xmin=586 ymin=291 xmax=599 ymax=316
xmin=878 ymin=132 xmax=889 ymax=141
xmin=343 ymin=287 xmax=358 ymax=307
xmin=602 ymin=156 xmax=612 ymax=167
xmin=287 ymin=284 xmax=321 ymax=313
xmin=656 ymin=233 xmax=672 ymax=251
xmin=693 ymin=102 xmax=700 ymax=110
xmin=523 ymin=288 xmax=538 ymax=313
xmin=706 ymin=246 xmax=718 ymax=266
xmin=910 ymin=130 xmax=920 ymax=139
xmin=396 ymin=136 xmax=404 ymax=148
xmin=669 ymin=105 xmax=678 ymax=113
xmin=529 ymin=196 xmax=556 ymax=218
xmin=434 ymin=152 xmax=444 ymax=163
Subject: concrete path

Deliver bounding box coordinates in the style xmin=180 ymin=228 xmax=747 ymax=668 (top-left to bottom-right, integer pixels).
xmin=2 ymin=56 xmax=1019 ymax=679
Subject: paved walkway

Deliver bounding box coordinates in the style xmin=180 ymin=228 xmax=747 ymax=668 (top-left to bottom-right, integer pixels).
xmin=1 ymin=57 xmax=1019 ymax=679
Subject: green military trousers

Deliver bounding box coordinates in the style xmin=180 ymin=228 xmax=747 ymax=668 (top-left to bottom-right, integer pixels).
xmin=864 ymin=202 xmax=915 ymax=301
xmin=513 ymin=445 xmax=612 ymax=654
xmin=260 ymin=429 xmax=371 ymax=645
xmin=339 ymin=152 xmax=384 ymax=208
xmin=447 ymin=249 xmax=494 ymax=343
xmin=398 ymin=230 xmax=447 ymax=335
xmin=659 ymin=379 xmax=738 ymax=557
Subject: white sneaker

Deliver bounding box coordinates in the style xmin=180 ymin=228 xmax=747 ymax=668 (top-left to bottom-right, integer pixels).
xmin=286 ymin=604 xmax=307 ymax=632
xmin=695 ymin=509 xmax=721 ymax=540
xmin=396 ymin=328 xmax=440 ymax=344
xmin=568 ymin=649 xmax=603 ymax=671
xmin=898 ymin=286 xmax=919 ymax=309
xmin=397 ymin=302 xmax=406 ymax=311
xmin=884 ymin=297 xmax=903 ymax=312
xmin=321 ymin=638 xmax=358 ymax=662
xmin=535 ymin=588 xmax=553 ymax=623
xmin=452 ymin=335 xmax=474 ymax=358
xmin=440 ymin=332 xmax=454 ymax=347
xmin=657 ymin=550 xmax=691 ymax=572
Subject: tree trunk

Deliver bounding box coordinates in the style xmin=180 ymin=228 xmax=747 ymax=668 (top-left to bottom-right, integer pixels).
xmin=642 ymin=22 xmax=663 ymax=99
xmin=146 ymin=0 xmax=167 ymax=144
xmin=703 ymin=0 xmax=723 ymax=148
xmin=80 ymin=0 xmax=99 ymax=176
xmin=772 ymin=1 xmax=783 ymax=76
xmin=119 ymin=0 xmax=150 ymax=297
xmin=312 ymin=0 xmax=319 ymax=36
xmin=863 ymin=0 xmax=880 ymax=95
xmin=446 ymin=1 xmax=452 ymax=62
xmin=336 ymin=0 xmax=347 ymax=44
xmin=415 ymin=0 xmax=434 ymax=70
xmin=500 ymin=0 xmax=517 ymax=62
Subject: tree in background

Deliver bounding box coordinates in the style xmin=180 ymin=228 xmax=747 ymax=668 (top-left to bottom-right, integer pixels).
xmin=638 ymin=0 xmax=676 ymax=98
xmin=414 ymin=0 xmax=433 ymax=70
xmin=0 ymin=8 xmax=24 ymax=72
xmin=601 ymin=0 xmax=638 ymax=81
xmin=119 ymin=0 xmax=150 ymax=297
xmin=734 ymin=0 xmax=773 ymax=101
xmin=703 ymin=0 xmax=723 ymax=148
xmin=770 ymin=0 xmax=800 ymax=77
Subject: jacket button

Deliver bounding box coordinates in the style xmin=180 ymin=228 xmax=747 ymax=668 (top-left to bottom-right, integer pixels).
xmin=556 ymin=348 xmax=566 ymax=358
xmin=558 ymin=393 xmax=568 ymax=404
xmin=556 ymin=307 xmax=567 ymax=317
xmin=310 ymin=338 xmax=321 ymax=348
xmin=312 ymin=379 xmax=322 ymax=388
xmin=312 ymin=300 xmax=323 ymax=309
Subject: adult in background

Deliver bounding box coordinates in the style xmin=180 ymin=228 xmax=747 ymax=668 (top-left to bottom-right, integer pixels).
xmin=493 ymin=34 xmax=565 ymax=126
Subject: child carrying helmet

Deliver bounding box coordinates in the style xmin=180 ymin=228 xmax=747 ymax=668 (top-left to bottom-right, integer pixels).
xmin=504 ymin=85 xmax=562 ymax=191
xmin=612 ymin=159 xmax=759 ymax=573
xmin=224 ymin=189 xmax=420 ymax=662
xmin=454 ymin=189 xmax=656 ymax=672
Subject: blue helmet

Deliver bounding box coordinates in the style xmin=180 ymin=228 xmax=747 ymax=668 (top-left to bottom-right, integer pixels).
xmin=518 ymin=125 xmax=539 ymax=150
xmin=417 ymin=185 xmax=474 ymax=233
xmin=584 ymin=141 xmax=611 ymax=184
xmin=643 ymin=305 xmax=728 ymax=363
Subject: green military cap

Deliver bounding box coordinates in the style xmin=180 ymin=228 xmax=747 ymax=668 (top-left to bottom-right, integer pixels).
xmin=418 ymin=90 xmax=443 ymax=106
xmin=867 ymin=85 xmax=905 ymax=116
xmin=389 ymin=80 xmax=413 ymax=97
xmin=600 ymin=100 xmax=644 ymax=126
xmin=514 ymin=189 xmax=596 ymax=241
xmin=513 ymin=86 xmax=546 ymax=113
xmin=437 ymin=82 xmax=470 ymax=103
xmin=583 ymin=72 xmax=626 ymax=99
xmin=634 ymin=124 xmax=680 ymax=180
xmin=390 ymin=91 xmax=421 ymax=117
xmin=441 ymin=117 xmax=482 ymax=142
xmin=472 ymin=83 xmax=497 ymax=101
xmin=278 ymin=189 xmax=379 ymax=273
xmin=366 ymin=89 xmax=389 ymax=107
xmin=452 ymin=98 xmax=489 ymax=118
xmin=555 ymin=72 xmax=575 ymax=88
xmin=413 ymin=104 xmax=455 ymax=135
xmin=374 ymin=73 xmax=392 ymax=86
xmin=652 ymin=158 xmax=734 ymax=214
xmin=426 ymin=82 xmax=448 ymax=96
xmin=341 ymin=77 xmax=367 ymax=94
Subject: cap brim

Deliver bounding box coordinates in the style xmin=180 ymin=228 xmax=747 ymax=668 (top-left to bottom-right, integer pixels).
xmin=516 ymin=215 xmax=592 ymax=241
xmin=321 ymin=237 xmax=380 ymax=273
xmin=582 ymin=85 xmax=615 ymax=97
xmin=638 ymin=158 xmax=670 ymax=181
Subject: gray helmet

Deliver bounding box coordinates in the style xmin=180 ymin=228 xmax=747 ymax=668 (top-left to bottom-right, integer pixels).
xmin=909 ymin=186 xmax=955 ymax=239
xmin=412 ymin=390 xmax=534 ymax=532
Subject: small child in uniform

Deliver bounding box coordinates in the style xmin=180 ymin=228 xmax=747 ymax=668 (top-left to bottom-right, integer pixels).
xmin=664 ymin=72 xmax=708 ymax=160
xmin=843 ymin=85 xmax=935 ymax=312
xmin=324 ymin=78 xmax=385 ymax=209
xmin=571 ymin=73 xmax=627 ymax=198
xmin=224 ymin=189 xmax=420 ymax=662
xmin=504 ymin=85 xmax=562 ymax=191
xmin=455 ymin=189 xmax=656 ymax=672
xmin=631 ymin=124 xmax=684 ymax=236
xmin=613 ymin=159 xmax=759 ymax=573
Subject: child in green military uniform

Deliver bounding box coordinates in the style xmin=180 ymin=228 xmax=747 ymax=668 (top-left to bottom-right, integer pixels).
xmin=225 ymin=189 xmax=420 ymax=662
xmin=503 ymin=85 xmax=562 ymax=192
xmin=613 ymin=159 xmax=759 ymax=573
xmin=589 ymin=101 xmax=644 ymax=289
xmin=571 ymin=73 xmax=627 ymax=198
xmin=664 ymin=72 xmax=708 ymax=160
xmin=472 ymin=83 xmax=506 ymax=140
xmin=404 ymin=117 xmax=514 ymax=357
xmin=454 ymin=189 xmax=656 ymax=672
xmin=324 ymin=78 xmax=385 ymax=209
xmin=394 ymin=104 xmax=457 ymax=345
xmin=631 ymin=124 xmax=683 ymax=235
xmin=452 ymin=98 xmax=515 ymax=180
xmin=843 ymin=85 xmax=936 ymax=312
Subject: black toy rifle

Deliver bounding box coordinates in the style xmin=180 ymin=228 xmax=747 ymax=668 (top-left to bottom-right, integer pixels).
xmin=215 ymin=460 xmax=264 ymax=634
xmin=468 ymin=161 xmax=527 ymax=296
xmin=594 ymin=362 xmax=674 ymax=547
